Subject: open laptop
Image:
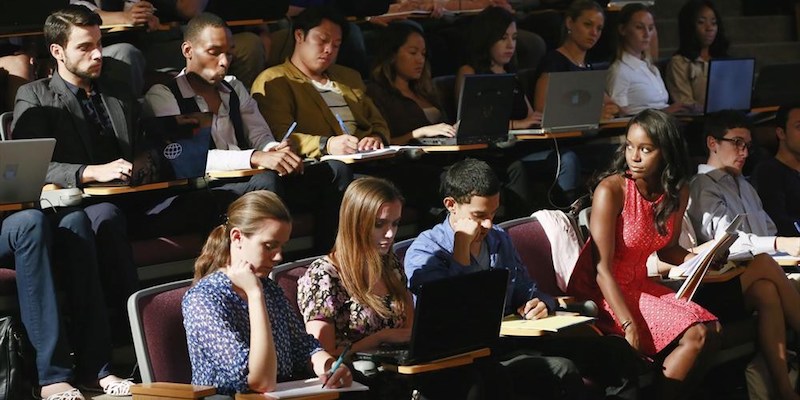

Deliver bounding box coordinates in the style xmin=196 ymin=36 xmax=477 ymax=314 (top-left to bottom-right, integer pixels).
xmin=418 ymin=74 xmax=516 ymax=146
xmin=704 ymin=58 xmax=756 ymax=113
xmin=356 ymin=268 xmax=509 ymax=366
xmin=510 ymin=70 xmax=606 ymax=135
xmin=88 ymin=112 xmax=212 ymax=187
xmin=0 ymin=138 xmax=56 ymax=204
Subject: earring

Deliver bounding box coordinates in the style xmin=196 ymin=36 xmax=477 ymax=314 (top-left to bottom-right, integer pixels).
xmin=567 ymin=29 xmax=572 ymax=34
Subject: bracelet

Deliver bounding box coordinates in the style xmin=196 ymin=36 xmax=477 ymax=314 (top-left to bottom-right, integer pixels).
xmin=621 ymin=319 xmax=633 ymax=332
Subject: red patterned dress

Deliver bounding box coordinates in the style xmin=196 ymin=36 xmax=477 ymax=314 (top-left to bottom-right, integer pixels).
xmin=578 ymin=178 xmax=717 ymax=356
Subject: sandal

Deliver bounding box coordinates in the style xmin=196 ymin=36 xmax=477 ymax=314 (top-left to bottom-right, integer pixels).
xmin=43 ymin=388 xmax=85 ymax=400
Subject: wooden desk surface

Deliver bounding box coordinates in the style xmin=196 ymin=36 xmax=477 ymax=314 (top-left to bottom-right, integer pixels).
xmin=420 ymin=143 xmax=488 ymax=152
xmin=513 ymin=131 xmax=583 ymax=141
xmin=0 ymin=203 xmax=24 ymax=212
xmin=236 ymin=392 xmax=339 ymax=400
xmin=381 ymin=347 xmax=490 ymax=375
xmin=207 ymin=168 xmax=265 ymax=179
xmin=83 ymin=179 xmax=188 ymax=196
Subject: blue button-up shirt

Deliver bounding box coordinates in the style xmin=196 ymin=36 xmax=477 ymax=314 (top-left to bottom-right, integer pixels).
xmin=404 ymin=217 xmax=556 ymax=314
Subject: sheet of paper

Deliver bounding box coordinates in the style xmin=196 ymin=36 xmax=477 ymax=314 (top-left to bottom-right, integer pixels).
xmin=262 ymin=377 xmax=368 ymax=399
xmin=501 ymin=315 xmax=594 ymax=334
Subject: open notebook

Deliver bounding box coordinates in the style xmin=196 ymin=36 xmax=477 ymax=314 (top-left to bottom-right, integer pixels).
xmin=673 ymin=214 xmax=745 ymax=301
xmin=262 ymin=377 xmax=368 ymax=399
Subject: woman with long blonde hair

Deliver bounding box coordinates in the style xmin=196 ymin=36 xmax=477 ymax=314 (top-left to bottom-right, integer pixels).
xmin=183 ymin=191 xmax=352 ymax=396
xmin=299 ymin=177 xmax=412 ymax=355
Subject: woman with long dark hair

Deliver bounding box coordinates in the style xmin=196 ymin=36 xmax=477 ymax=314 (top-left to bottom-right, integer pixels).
xmin=665 ymin=0 xmax=730 ymax=108
xmin=570 ymin=109 xmax=721 ymax=399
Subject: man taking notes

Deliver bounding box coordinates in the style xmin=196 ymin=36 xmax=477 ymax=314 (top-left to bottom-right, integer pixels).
xmin=144 ymin=12 xmax=351 ymax=253
xmin=251 ymin=6 xmax=389 ymax=159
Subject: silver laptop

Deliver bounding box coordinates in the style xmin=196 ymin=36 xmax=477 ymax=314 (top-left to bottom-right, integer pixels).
xmin=510 ymin=70 xmax=607 ymax=135
xmin=418 ymin=74 xmax=516 ymax=146
xmin=0 ymin=138 xmax=56 ymax=204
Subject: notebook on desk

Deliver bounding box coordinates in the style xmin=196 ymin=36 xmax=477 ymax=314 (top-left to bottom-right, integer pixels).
xmin=0 ymin=138 xmax=56 ymax=204
xmin=417 ymin=74 xmax=516 ymax=146
xmin=356 ymin=268 xmax=508 ymax=366
xmin=86 ymin=112 xmax=212 ymax=187
xmin=509 ymin=70 xmax=606 ymax=135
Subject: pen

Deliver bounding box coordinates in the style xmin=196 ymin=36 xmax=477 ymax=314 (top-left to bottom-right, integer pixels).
xmin=322 ymin=344 xmax=351 ymax=388
xmin=281 ymin=121 xmax=297 ymax=142
xmin=795 ymin=221 xmax=800 ymax=234
xmin=334 ymin=113 xmax=352 ymax=135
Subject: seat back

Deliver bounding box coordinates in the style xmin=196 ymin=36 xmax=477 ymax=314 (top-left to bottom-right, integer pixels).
xmin=498 ymin=216 xmax=564 ymax=296
xmin=432 ymin=75 xmax=457 ymax=123
xmin=269 ymin=256 xmax=320 ymax=316
xmin=127 ymin=279 xmax=193 ymax=384
xmin=0 ymin=111 xmax=12 ymax=141
xmin=754 ymin=62 xmax=800 ymax=107
xmin=393 ymin=237 xmax=415 ymax=265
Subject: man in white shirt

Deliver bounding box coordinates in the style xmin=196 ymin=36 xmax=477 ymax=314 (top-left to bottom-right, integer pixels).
xmin=144 ymin=12 xmax=351 ymax=252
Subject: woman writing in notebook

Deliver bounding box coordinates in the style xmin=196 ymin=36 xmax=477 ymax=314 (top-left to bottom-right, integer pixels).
xmin=182 ymin=191 xmax=352 ymax=395
xmin=570 ymin=109 xmax=721 ymax=399
xmin=665 ymin=0 xmax=730 ymax=110
xmin=606 ymin=4 xmax=695 ymax=115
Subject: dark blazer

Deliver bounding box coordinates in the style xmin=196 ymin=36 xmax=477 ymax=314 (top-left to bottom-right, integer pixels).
xmin=11 ymin=71 xmax=138 ymax=188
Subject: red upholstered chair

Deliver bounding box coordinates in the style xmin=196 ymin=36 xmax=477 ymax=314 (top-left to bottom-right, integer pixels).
xmin=392 ymin=238 xmax=415 ymax=265
xmin=0 ymin=269 xmax=17 ymax=312
xmin=270 ymin=256 xmax=320 ymax=316
xmin=498 ymin=216 xmax=564 ymax=297
xmin=127 ymin=279 xmax=193 ymax=384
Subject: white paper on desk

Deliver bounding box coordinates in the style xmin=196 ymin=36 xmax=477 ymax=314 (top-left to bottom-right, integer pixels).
xmin=319 ymin=147 xmax=398 ymax=162
xmin=262 ymin=378 xmax=368 ymax=399
xmin=772 ymin=252 xmax=800 ymax=265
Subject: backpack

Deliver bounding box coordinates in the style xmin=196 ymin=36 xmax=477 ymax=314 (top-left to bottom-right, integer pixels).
xmin=0 ymin=315 xmax=35 ymax=400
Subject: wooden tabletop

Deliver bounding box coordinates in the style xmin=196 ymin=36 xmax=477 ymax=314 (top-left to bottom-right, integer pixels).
xmin=82 ymin=179 xmax=188 ymax=196
xmin=420 ymin=143 xmax=488 ymax=152
xmin=207 ymin=168 xmax=265 ymax=179
xmin=513 ymin=131 xmax=583 ymax=141
xmin=381 ymin=347 xmax=491 ymax=375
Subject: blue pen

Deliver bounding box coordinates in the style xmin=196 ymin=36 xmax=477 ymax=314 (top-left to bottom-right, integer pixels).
xmin=334 ymin=113 xmax=352 ymax=135
xmin=322 ymin=344 xmax=351 ymax=388
xmin=281 ymin=121 xmax=298 ymax=142
xmin=794 ymin=221 xmax=800 ymax=234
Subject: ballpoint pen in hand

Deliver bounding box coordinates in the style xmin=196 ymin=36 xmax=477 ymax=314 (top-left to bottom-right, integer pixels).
xmin=322 ymin=343 xmax=351 ymax=388
xmin=281 ymin=121 xmax=298 ymax=142
xmin=334 ymin=113 xmax=352 ymax=135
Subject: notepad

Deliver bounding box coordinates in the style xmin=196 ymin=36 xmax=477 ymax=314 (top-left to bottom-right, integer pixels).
xmin=320 ymin=147 xmax=399 ymax=162
xmin=500 ymin=315 xmax=594 ymax=336
xmin=260 ymin=377 xmax=368 ymax=399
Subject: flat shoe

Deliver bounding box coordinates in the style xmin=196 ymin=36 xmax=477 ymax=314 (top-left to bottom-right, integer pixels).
xmin=43 ymin=388 xmax=85 ymax=400
xmin=79 ymin=378 xmax=134 ymax=397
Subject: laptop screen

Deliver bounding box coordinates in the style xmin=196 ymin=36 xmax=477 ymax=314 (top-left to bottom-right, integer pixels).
xmin=408 ymin=269 xmax=508 ymax=364
xmin=705 ymin=58 xmax=755 ymax=113
xmin=0 ymin=138 xmax=56 ymax=204
xmin=136 ymin=112 xmax=212 ymax=185
xmin=455 ymin=74 xmax=517 ymax=142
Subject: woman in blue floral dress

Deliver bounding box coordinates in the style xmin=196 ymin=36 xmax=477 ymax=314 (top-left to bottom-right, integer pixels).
xmin=182 ymin=191 xmax=353 ymax=395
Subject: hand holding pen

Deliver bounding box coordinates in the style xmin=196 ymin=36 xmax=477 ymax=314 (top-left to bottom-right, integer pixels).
xmin=322 ymin=344 xmax=353 ymax=389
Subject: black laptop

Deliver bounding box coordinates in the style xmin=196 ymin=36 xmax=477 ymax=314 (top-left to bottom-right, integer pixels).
xmin=418 ymin=74 xmax=516 ymax=146
xmin=87 ymin=112 xmax=212 ymax=187
xmin=357 ymin=269 xmax=509 ymax=366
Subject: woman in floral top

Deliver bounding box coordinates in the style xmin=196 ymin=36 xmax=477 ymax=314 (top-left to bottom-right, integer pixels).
xmin=298 ymin=177 xmax=413 ymax=354
xmin=182 ymin=191 xmax=353 ymax=395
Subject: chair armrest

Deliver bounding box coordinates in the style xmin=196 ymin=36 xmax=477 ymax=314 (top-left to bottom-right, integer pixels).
xmin=131 ymin=382 xmax=216 ymax=399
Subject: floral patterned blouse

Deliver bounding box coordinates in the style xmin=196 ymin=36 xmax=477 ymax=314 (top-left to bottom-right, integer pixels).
xmin=297 ymin=256 xmax=409 ymax=349
xmin=182 ymin=270 xmax=322 ymax=395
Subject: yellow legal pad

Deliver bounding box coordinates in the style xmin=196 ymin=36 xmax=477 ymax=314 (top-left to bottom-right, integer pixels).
xmin=500 ymin=315 xmax=594 ymax=337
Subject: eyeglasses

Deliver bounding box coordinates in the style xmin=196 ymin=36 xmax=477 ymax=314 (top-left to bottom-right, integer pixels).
xmin=716 ymin=137 xmax=753 ymax=151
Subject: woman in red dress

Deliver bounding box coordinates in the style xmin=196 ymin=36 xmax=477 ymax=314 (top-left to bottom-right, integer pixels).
xmin=578 ymin=109 xmax=720 ymax=399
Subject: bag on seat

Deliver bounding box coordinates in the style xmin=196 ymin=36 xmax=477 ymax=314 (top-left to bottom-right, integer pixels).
xmin=0 ymin=315 xmax=35 ymax=400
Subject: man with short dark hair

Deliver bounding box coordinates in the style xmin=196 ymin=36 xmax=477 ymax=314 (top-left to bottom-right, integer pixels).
xmin=251 ymin=6 xmax=389 ymax=159
xmin=13 ymin=5 xmax=216 ymax=327
xmin=752 ymin=104 xmax=800 ymax=237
